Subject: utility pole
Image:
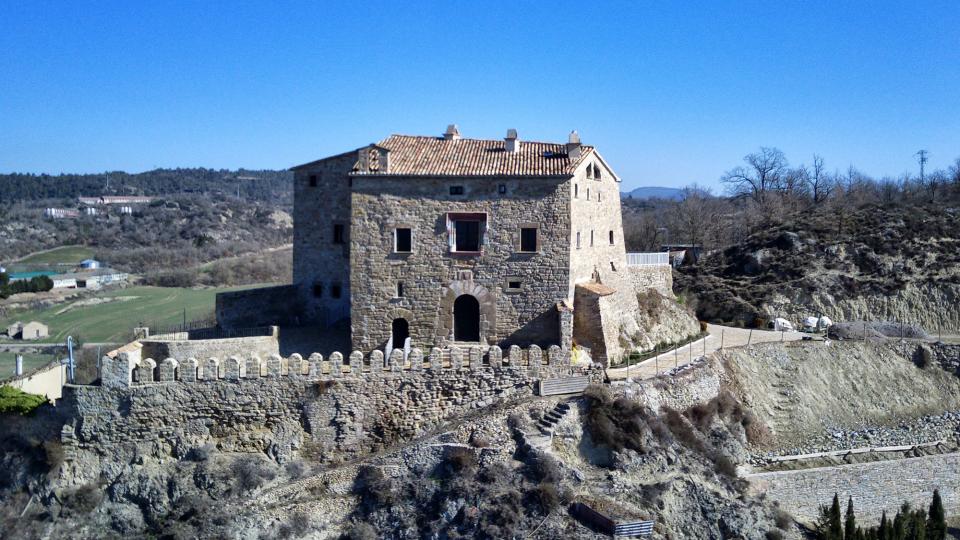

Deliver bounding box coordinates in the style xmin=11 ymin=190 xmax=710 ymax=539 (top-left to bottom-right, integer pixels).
xmin=916 ymin=150 xmax=929 ymax=183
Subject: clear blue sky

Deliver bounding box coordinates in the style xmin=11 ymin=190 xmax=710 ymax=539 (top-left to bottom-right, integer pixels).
xmin=2 ymin=1 xmax=958 ymax=192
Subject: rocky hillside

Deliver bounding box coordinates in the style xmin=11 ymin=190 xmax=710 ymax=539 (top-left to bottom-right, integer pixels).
xmin=675 ymin=200 xmax=960 ymax=331
xmin=0 ymin=387 xmax=798 ymax=539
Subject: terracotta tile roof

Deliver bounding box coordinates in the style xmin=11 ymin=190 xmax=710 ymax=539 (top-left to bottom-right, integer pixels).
xmin=353 ymin=135 xmax=594 ymax=176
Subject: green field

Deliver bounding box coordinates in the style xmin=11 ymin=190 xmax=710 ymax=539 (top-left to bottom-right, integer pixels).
xmin=15 ymin=245 xmax=96 ymax=265
xmin=0 ymin=352 xmax=58 ymax=379
xmin=0 ymin=284 xmax=261 ymax=344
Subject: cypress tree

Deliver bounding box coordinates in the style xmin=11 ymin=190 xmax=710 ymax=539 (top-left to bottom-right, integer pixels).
xmin=927 ymin=490 xmax=946 ymax=540
xmin=846 ymin=497 xmax=857 ymax=540
xmin=879 ymin=511 xmax=889 ymax=540
xmin=830 ymin=494 xmax=845 ymax=540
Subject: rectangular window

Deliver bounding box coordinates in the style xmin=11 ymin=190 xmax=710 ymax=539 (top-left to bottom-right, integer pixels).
xmin=455 ymin=220 xmax=481 ymax=251
xmin=498 ymin=184 xmax=507 ymax=194
xmin=590 ymin=230 xmax=594 ymax=247
xmin=396 ymin=282 xmax=404 ymax=297
xmin=587 ymin=188 xmax=590 ymax=200
xmin=609 ymin=230 xmax=615 ymax=245
xmin=506 ymin=280 xmax=522 ymax=292
xmin=574 ymin=184 xmax=579 ymax=198
xmin=447 ymin=212 xmax=486 ymax=254
xmin=450 ymin=185 xmax=465 ymax=195
xmin=519 ymin=227 xmax=537 ymax=252
xmin=312 ymin=282 xmax=323 ymax=297
xmin=395 ymin=228 xmax=412 ymax=252
xmin=576 ymin=231 xmax=581 ymax=249
xmin=333 ymin=224 xmax=345 ymax=244
xmin=309 ymin=174 xmax=318 ymax=187
xmin=331 ymin=283 xmax=342 ymax=299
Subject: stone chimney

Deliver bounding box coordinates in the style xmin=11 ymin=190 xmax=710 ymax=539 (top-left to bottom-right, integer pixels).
xmin=444 ymin=124 xmax=461 ymax=140
xmin=505 ymin=129 xmax=520 ymax=153
xmin=566 ymin=130 xmax=582 ymax=160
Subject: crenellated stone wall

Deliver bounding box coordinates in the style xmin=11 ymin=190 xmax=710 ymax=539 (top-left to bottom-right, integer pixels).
xmin=139 ymin=329 xmax=280 ymax=364
xmin=64 ymin=345 xmax=601 ymax=471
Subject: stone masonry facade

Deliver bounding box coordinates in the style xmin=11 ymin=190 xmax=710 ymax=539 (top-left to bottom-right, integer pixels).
xmin=217 ymin=127 xmax=649 ymax=365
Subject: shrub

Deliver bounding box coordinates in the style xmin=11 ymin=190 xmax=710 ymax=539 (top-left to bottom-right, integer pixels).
xmin=186 ymin=443 xmax=215 ymax=462
xmin=285 ymin=460 xmax=307 ymax=480
xmin=662 ymin=407 xmax=704 ymax=452
xmin=765 ymin=531 xmax=784 ymax=540
xmin=230 ymin=455 xmax=275 ymax=494
xmin=529 ymin=482 xmax=560 ymax=513
xmin=526 ymin=452 xmax=561 ymax=484
xmin=61 ymin=483 xmax=103 ymax=515
xmin=712 ymin=453 xmax=738 ymax=479
xmin=774 ymin=508 xmax=793 ymax=529
xmin=353 ymin=466 xmax=395 ymax=508
xmin=444 ymin=447 xmax=477 ymax=476
xmin=343 ymin=521 xmax=378 ymax=540
xmin=43 ymin=440 xmax=65 ymax=471
xmin=0 ymin=386 xmax=47 ymax=415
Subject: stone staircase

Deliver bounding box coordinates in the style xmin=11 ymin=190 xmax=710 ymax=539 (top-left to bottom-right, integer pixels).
xmin=537 ymin=401 xmax=572 ymax=436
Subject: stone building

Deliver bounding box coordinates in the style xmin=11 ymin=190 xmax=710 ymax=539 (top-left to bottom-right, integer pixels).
xmin=219 ymin=126 xmax=644 ymax=364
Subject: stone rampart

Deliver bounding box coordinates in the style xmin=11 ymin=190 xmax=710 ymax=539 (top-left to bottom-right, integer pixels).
xmin=215 ymin=284 xmax=300 ymax=329
xmin=139 ymin=330 xmax=280 ymax=365
xmin=747 ymin=453 xmax=960 ymax=524
xmin=628 ymin=264 xmax=673 ymax=297
xmin=63 ymin=345 xmax=601 ymax=471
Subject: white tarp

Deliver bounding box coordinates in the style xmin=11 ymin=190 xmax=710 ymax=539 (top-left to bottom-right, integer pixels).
xmin=773 ymin=318 xmax=794 ymax=331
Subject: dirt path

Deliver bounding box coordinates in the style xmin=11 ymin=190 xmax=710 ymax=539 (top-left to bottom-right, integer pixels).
xmin=606 ymin=323 xmax=805 ymax=380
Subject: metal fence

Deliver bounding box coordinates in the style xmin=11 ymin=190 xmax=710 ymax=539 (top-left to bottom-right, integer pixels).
xmin=626 ymin=252 xmax=669 ymax=266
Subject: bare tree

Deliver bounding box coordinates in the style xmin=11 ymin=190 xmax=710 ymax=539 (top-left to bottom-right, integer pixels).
xmin=721 ymin=147 xmax=789 ymax=203
xmin=671 ymin=185 xmax=720 ymax=264
xmin=804 ymin=154 xmax=833 ymax=204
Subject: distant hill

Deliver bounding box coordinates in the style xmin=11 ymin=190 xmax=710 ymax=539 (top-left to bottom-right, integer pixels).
xmin=621 ymin=186 xmax=685 ymax=200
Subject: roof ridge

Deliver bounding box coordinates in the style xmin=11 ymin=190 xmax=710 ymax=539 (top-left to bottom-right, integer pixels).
xmin=381 ymin=133 xmax=595 ymax=147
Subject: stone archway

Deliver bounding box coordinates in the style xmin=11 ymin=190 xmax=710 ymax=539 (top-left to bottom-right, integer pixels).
xmin=437 ymin=278 xmax=496 ymax=345
xmin=391 ymin=318 xmax=410 ymax=346
xmin=453 ymin=295 xmax=480 ymax=342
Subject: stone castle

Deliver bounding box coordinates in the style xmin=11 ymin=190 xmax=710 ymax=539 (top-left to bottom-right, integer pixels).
xmin=218 ymin=126 xmax=664 ymax=364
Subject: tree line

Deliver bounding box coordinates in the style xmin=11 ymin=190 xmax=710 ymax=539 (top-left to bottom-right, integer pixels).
xmin=0 ymin=273 xmax=53 ymax=299
xmin=0 ymin=168 xmax=292 ymax=206
xmin=816 ymin=491 xmax=947 ymax=540
xmin=622 ymin=149 xmax=960 ymax=256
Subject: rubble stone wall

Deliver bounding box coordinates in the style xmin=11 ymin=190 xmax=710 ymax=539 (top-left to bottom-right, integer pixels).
xmin=216 ymin=285 xmax=300 ymax=329
xmin=747 ymin=453 xmax=960 ymax=524
xmin=628 ymin=264 xmax=674 ymax=297
xmin=65 ymin=345 xmax=601 ymax=468
xmin=139 ymin=333 xmax=280 ymax=366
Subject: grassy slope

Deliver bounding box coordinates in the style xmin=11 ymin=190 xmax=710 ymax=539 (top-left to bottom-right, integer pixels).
xmin=0 ymin=352 xmax=57 ymax=379
xmin=0 ymin=285 xmax=260 ymax=344
xmin=15 ymin=245 xmax=96 ymax=265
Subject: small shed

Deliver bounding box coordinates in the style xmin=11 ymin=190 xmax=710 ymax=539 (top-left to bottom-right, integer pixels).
xmin=19 ymin=321 xmax=49 ymax=341
xmin=79 ymin=259 xmax=101 ymax=270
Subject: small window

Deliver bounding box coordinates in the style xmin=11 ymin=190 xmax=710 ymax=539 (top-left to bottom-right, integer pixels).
xmin=507 ymin=280 xmax=522 ymax=291
xmin=587 ymin=188 xmax=590 ymax=200
xmin=396 ymin=282 xmax=404 ymax=297
xmin=333 ymin=224 xmax=345 ymax=244
xmin=598 ymin=191 xmax=601 ymax=202
xmin=309 ymin=174 xmax=318 ymax=187
xmin=609 ymin=230 xmax=614 ymax=245
xmin=447 ymin=212 xmax=486 ymax=254
xmin=586 ymin=165 xmax=594 ymax=180
xmin=574 ymin=184 xmax=579 ymax=198
xmin=590 ymin=230 xmax=594 ymax=247
xmin=312 ymin=282 xmax=323 ymax=297
xmin=395 ymin=228 xmax=412 ymax=252
xmin=519 ymin=227 xmax=537 ymax=252
xmin=498 ymin=184 xmax=507 ymax=194
xmin=576 ymin=231 xmax=581 ymax=249
xmin=595 ymin=165 xmax=602 ymax=180
xmin=331 ymin=283 xmax=342 ymax=299
xmin=450 ymin=185 xmax=465 ymax=195
xmin=611 ymin=261 xmax=617 ymax=271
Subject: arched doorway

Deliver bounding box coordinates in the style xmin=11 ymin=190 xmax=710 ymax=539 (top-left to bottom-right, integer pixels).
xmin=391 ymin=318 xmax=409 ymax=346
xmin=453 ymin=295 xmax=480 ymax=342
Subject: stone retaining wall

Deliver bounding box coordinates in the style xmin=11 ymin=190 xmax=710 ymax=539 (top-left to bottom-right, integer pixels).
xmin=628 ymin=265 xmax=673 ymax=297
xmin=62 ymin=345 xmax=601 ymax=471
xmin=139 ymin=331 xmax=280 ymax=365
xmin=747 ymin=453 xmax=960 ymax=524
